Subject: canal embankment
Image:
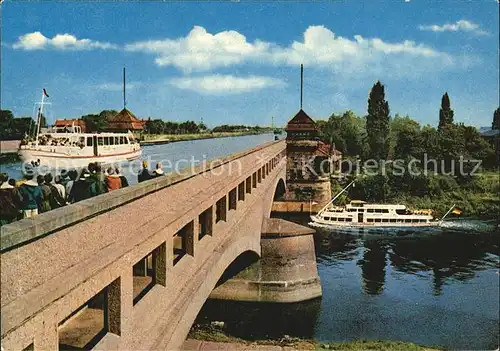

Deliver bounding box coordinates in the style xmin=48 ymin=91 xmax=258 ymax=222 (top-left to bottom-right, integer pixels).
xmin=139 ymin=131 xmax=274 ymax=145
xmin=0 ymin=140 xmax=20 ymax=164
xmin=185 ymin=325 xmax=442 ymax=350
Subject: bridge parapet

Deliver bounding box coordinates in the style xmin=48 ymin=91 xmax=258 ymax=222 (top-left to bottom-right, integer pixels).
xmin=1 ymin=140 xmax=286 ymax=350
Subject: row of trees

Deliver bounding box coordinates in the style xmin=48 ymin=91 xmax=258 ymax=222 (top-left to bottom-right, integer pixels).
xmin=0 ymin=110 xmax=45 ymax=140
xmin=318 ymin=81 xmax=499 ymax=169
xmin=143 ymin=118 xmax=206 ymax=135
xmin=0 ymin=109 xmax=273 ymax=138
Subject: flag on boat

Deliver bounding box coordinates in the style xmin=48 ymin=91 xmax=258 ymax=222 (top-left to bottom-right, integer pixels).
xmin=43 ymin=88 xmax=49 ymax=98
xmin=451 ymin=208 xmax=463 ymax=215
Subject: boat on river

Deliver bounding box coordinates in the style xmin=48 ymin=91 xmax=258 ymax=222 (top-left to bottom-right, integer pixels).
xmin=18 ymin=89 xmax=142 ymax=169
xmin=309 ymin=179 xmax=457 ymax=230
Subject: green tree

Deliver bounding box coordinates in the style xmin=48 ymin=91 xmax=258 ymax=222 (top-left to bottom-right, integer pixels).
xmin=318 ymin=111 xmax=366 ymax=157
xmin=393 ymin=116 xmax=421 ymax=159
xmin=438 ymin=92 xmax=454 ymax=131
xmin=492 ymin=107 xmax=500 ymax=130
xmin=366 ymin=81 xmax=390 ymax=160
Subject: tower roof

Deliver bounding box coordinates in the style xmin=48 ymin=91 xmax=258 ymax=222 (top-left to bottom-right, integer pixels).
xmin=285 ymin=109 xmax=317 ymax=132
xmin=107 ymin=108 xmax=144 ymax=130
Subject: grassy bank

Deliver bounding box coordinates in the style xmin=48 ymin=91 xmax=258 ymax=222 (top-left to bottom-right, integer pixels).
xmin=188 ymin=324 xmax=442 ymax=350
xmin=139 ymin=131 xmax=269 ymax=144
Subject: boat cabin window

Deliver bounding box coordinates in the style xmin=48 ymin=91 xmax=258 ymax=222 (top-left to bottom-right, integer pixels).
xmin=382 ymin=209 xmax=389 ymax=213
xmin=405 ymin=219 xmax=411 ymax=223
xmin=382 ymin=218 xmax=389 ymax=223
xmin=367 ymin=218 xmax=373 ymax=222
xmin=357 ymin=209 xmax=364 ymax=212
xmin=103 ymin=137 xmax=109 ymax=146
xmin=109 ymin=137 xmax=114 ymax=145
xmin=390 ymin=219 xmax=396 ymax=223
xmin=324 ymin=217 xmax=330 ymax=221
xmin=396 ymin=209 xmax=407 ymax=215
xmin=346 ymin=218 xmax=352 ymax=222
xmin=338 ymin=218 xmax=345 ymax=222
xmin=375 ymin=218 xmax=382 ymax=222
xmin=115 ymin=137 xmax=119 ymax=145
xmin=348 ymin=208 xmax=356 ymax=212
xmin=87 ymin=137 xmax=93 ymax=147
xmin=98 ymin=137 xmax=104 ymax=146
xmin=367 ymin=209 xmax=374 ymax=213
xmin=125 ymin=137 xmax=129 ymax=144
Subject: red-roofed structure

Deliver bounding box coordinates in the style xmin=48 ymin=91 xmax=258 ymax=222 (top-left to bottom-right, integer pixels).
xmin=107 ymin=109 xmax=145 ymax=132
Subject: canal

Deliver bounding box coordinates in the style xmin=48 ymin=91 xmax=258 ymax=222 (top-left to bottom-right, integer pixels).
xmin=2 ymin=133 xmax=498 ymax=349
xmin=195 ymin=217 xmax=499 ymax=350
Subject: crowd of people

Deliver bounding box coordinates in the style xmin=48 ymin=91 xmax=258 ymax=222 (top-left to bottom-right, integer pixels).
xmin=0 ymin=161 xmax=165 ymax=227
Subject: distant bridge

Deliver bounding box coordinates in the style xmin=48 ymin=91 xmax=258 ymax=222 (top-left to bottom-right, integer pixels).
xmin=1 ymin=140 xmax=287 ymax=350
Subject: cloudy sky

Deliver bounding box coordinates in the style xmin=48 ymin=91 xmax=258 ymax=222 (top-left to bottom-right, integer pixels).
xmin=1 ymin=1 xmax=498 ymax=128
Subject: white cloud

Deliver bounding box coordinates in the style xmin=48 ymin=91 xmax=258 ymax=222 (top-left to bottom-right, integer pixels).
xmin=125 ymin=26 xmax=269 ymax=73
xmin=418 ymin=19 xmax=489 ymax=35
xmin=12 ymin=31 xmax=117 ymax=51
xmin=169 ymin=75 xmax=285 ymax=95
xmin=126 ymin=25 xmax=456 ymax=76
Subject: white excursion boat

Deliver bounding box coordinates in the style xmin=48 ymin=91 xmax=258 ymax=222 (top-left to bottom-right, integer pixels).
xmin=309 ymin=180 xmax=457 ymax=230
xmin=18 ymin=89 xmax=142 ymax=169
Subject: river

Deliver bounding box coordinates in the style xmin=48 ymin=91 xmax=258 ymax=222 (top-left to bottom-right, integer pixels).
xmin=1 ymin=133 xmax=498 ymax=349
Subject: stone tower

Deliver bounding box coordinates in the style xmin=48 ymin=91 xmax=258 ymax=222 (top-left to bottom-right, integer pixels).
xmin=284 ymin=109 xmax=340 ymax=205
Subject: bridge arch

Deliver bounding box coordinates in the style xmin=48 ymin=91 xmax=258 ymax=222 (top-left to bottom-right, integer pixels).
xmin=151 ymin=236 xmax=261 ymax=349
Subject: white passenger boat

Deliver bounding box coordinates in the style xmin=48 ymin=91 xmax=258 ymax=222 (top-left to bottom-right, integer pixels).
xmin=309 ymin=180 xmax=456 ymax=230
xmin=18 ymin=90 xmax=142 ymax=169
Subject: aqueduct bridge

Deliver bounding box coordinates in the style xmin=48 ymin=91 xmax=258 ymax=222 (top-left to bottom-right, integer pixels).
xmin=0 ymin=140 xmax=321 ymax=350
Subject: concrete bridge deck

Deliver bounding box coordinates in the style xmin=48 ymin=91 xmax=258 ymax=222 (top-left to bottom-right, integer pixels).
xmin=1 ymin=140 xmax=287 ymax=351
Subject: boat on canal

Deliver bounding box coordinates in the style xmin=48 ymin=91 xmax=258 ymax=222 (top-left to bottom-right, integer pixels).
xmin=18 ymin=89 xmax=142 ymax=169
xmin=309 ymin=179 xmax=458 ymax=230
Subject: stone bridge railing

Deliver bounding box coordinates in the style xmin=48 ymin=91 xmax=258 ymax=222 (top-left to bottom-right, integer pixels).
xmin=1 ymin=140 xmax=286 ymax=350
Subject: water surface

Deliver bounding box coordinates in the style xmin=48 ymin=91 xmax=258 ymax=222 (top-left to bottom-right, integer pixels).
xmin=195 ymin=218 xmax=499 ymax=350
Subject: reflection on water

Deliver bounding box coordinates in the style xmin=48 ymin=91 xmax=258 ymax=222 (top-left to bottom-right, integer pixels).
xmin=194 ymin=298 xmax=322 ymax=341
xmin=358 ymin=240 xmax=387 ymax=295
xmin=198 ymin=217 xmax=499 ymax=350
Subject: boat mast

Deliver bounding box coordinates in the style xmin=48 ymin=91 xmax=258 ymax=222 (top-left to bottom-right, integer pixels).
xmin=35 ymin=89 xmax=47 ymax=147
xmin=317 ymin=179 xmax=356 ymax=215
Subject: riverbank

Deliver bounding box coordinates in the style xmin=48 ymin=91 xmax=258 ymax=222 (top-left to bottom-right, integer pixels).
xmin=139 ymin=131 xmax=272 ymax=145
xmin=0 ymin=152 xmax=20 ymax=164
xmin=187 ymin=325 xmax=441 ymax=350
xmin=337 ymin=171 xmax=500 ymax=218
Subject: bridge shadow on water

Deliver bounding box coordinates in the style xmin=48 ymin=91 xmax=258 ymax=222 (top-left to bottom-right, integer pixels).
xmin=205 ymin=213 xmax=499 ymax=349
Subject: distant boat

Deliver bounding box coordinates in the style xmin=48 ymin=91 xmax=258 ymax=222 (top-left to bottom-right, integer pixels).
xmin=18 ymin=90 xmax=141 ymax=168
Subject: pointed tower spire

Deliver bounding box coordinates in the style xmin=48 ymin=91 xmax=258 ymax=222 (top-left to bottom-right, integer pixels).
xmin=123 ymin=67 xmax=126 ymax=110
xmin=300 ymin=64 xmax=304 ymax=110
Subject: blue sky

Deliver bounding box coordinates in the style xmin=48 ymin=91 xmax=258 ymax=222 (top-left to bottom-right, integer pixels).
xmin=1 ymin=1 xmax=498 ymax=128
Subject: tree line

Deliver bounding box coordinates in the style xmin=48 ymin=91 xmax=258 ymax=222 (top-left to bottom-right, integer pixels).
xmin=317 ymin=81 xmax=499 ymax=170
xmin=0 ymin=109 xmax=274 ymax=138
xmin=0 ymin=110 xmax=46 ymax=140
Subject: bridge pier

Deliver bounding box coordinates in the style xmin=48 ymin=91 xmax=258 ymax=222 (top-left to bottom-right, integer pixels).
xmin=209 ymin=218 xmax=322 ymax=303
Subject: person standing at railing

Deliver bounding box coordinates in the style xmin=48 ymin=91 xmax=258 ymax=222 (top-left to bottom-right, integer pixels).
xmin=105 ymin=168 xmax=122 ymax=192
xmin=115 ymin=168 xmax=129 ymax=188
xmin=138 ymin=160 xmax=152 ymax=183
xmin=0 ymin=173 xmax=22 ymax=226
xmin=18 ymin=164 xmax=43 ymax=218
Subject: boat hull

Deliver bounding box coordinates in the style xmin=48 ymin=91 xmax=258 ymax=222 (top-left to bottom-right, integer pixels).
xmin=18 ymin=148 xmax=142 ymax=169
xmin=309 ymin=218 xmax=441 ymax=231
